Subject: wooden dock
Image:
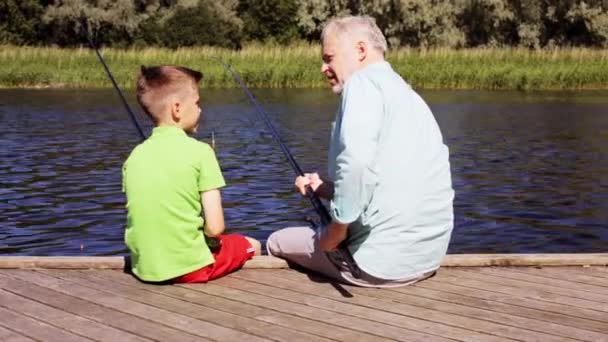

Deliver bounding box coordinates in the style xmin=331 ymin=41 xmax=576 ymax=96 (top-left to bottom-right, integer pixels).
xmin=0 ymin=255 xmax=607 ymax=341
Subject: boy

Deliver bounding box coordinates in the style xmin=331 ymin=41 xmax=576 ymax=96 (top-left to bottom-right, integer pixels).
xmin=123 ymin=65 xmax=261 ymax=283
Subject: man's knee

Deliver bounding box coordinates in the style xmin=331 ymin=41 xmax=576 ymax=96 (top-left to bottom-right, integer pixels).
xmin=266 ymin=226 xmax=316 ymax=257
xmin=266 ymin=230 xmax=282 ymax=257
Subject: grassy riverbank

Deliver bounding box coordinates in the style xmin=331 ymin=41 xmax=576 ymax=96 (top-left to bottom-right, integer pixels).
xmin=1 ymin=45 xmax=606 ymax=90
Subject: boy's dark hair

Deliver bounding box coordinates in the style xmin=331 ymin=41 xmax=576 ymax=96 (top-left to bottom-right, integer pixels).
xmin=136 ymin=65 xmax=203 ymax=122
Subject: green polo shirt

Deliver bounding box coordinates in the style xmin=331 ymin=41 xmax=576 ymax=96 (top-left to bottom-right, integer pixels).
xmin=122 ymin=126 xmax=225 ymax=282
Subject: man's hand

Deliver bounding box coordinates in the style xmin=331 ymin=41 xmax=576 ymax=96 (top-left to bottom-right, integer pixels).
xmin=294 ymin=172 xmax=324 ymax=196
xmin=319 ymin=222 xmax=348 ymax=252
xmin=295 ymin=172 xmax=334 ymax=199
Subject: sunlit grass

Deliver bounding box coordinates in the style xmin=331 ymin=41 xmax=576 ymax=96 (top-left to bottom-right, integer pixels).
xmin=0 ymin=45 xmax=606 ymax=90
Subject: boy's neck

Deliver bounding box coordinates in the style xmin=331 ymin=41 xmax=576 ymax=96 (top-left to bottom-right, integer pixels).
xmin=156 ymin=122 xmax=184 ymax=130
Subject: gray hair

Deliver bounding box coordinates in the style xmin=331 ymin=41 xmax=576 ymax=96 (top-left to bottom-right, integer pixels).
xmin=321 ymin=16 xmax=388 ymax=54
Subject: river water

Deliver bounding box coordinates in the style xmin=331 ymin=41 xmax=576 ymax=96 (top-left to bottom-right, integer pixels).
xmin=1 ymin=88 xmax=607 ymax=255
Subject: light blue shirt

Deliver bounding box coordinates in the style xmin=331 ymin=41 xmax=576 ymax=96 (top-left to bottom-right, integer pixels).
xmin=328 ymin=61 xmax=454 ymax=279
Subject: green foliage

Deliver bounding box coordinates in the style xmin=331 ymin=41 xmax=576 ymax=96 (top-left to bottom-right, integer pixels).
xmin=459 ymin=0 xmax=517 ymax=47
xmin=237 ymin=0 xmax=300 ymax=44
xmin=508 ymin=0 xmax=544 ymax=48
xmin=160 ymin=0 xmax=243 ymax=48
xmin=1 ymin=0 xmax=607 ymax=48
xmin=0 ymin=0 xmax=46 ymax=45
xmin=42 ymin=0 xmax=145 ymax=46
xmin=1 ymin=45 xmax=606 ymax=90
xmin=296 ymin=0 xmax=354 ymax=41
xmin=360 ymin=0 xmax=466 ymax=48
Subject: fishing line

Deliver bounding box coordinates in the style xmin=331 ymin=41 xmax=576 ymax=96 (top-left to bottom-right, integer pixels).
xmin=219 ymin=61 xmax=362 ymax=279
xmin=85 ymin=33 xmax=221 ymax=247
xmin=85 ymin=34 xmax=146 ymax=141
xmin=85 ymin=27 xmax=360 ymax=280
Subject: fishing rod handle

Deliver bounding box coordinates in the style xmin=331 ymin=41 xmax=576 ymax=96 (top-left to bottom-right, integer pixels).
xmin=306 ymin=187 xmax=362 ymax=279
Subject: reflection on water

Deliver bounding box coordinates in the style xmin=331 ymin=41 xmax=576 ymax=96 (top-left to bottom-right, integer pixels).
xmin=1 ymin=88 xmax=607 ymax=255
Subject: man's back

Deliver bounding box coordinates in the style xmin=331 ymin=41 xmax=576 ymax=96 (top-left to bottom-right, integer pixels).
xmin=329 ymin=62 xmax=454 ymax=279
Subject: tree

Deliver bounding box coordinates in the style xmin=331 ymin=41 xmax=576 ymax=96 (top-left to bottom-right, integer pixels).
xmin=238 ymin=0 xmax=300 ymax=44
xmin=42 ymin=0 xmax=145 ymax=46
xmin=0 ymin=0 xmax=46 ymax=45
xmin=160 ymin=0 xmax=243 ymax=48
xmin=360 ymin=0 xmax=466 ymax=48
xmin=548 ymin=0 xmax=608 ymax=47
xmin=296 ymin=0 xmax=354 ymax=41
xmin=508 ymin=0 xmax=544 ymax=48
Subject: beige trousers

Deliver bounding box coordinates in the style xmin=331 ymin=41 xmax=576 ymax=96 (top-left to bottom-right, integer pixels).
xmin=266 ymin=226 xmax=435 ymax=288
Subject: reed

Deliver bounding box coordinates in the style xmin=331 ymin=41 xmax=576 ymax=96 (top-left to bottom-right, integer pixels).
xmin=0 ymin=44 xmax=606 ymax=90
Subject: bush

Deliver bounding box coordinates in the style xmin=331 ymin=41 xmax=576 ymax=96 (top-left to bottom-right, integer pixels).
xmin=238 ymin=0 xmax=300 ymax=44
xmin=0 ymin=0 xmax=46 ymax=45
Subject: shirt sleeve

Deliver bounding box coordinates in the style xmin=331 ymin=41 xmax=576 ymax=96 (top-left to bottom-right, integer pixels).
xmin=330 ymin=74 xmax=383 ymax=224
xmin=198 ymin=144 xmax=226 ymax=192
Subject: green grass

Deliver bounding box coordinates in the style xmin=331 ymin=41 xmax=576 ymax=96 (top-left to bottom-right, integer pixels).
xmin=1 ymin=44 xmax=606 ymax=90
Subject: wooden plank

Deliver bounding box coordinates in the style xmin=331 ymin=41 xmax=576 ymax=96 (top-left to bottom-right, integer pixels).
xmin=0 ymin=289 xmax=151 ymax=342
xmin=441 ymin=254 xmax=608 ymax=266
xmin=92 ymin=269 xmax=387 ymax=342
xmin=513 ymin=267 xmax=608 ymax=287
xmin=182 ymin=277 xmax=461 ymax=342
xmin=0 ymin=272 xmax=206 ymax=342
xmin=400 ymin=283 xmax=608 ymax=335
xmin=214 ymin=272 xmax=515 ymax=342
xmin=0 ymin=326 xmax=36 ymax=342
xmin=413 ymin=273 xmax=608 ymax=323
xmin=0 ymin=306 xmax=90 ymax=342
xmin=418 ymin=271 xmax=608 ymax=315
xmin=46 ymin=269 xmax=331 ymax=342
xmin=1 ymin=254 xmax=607 ymax=269
xmin=448 ymin=268 xmax=608 ymax=305
xmin=231 ymin=269 xmax=582 ymax=342
xmin=274 ymin=268 xmax=608 ymax=334
xmin=472 ymin=267 xmax=608 ymax=295
xmin=3 ymin=270 xmax=266 ymax=341
xmin=0 ymin=256 xmax=288 ymax=269
xmin=0 ymin=257 xmax=125 ymax=269
xmin=589 ymin=266 xmax=608 ymax=274
xmin=574 ymin=267 xmax=608 ymax=278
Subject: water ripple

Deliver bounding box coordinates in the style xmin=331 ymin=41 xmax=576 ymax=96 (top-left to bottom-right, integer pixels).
xmin=1 ymin=88 xmax=607 ymax=255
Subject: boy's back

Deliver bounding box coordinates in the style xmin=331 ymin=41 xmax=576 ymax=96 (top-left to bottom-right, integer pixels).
xmin=123 ymin=65 xmax=260 ymax=284
xmin=123 ymin=126 xmax=225 ymax=281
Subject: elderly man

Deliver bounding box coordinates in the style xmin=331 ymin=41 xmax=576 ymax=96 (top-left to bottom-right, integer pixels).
xmin=267 ymin=16 xmax=454 ymax=287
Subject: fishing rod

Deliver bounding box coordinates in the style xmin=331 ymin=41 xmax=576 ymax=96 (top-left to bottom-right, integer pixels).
xmin=86 ymin=33 xmax=223 ymax=249
xmin=220 ymin=61 xmax=362 ymax=279
xmin=85 ymin=27 xmax=359 ymax=277
xmin=218 ymin=63 xmax=331 ymax=223
xmin=85 ymin=34 xmax=146 ymax=142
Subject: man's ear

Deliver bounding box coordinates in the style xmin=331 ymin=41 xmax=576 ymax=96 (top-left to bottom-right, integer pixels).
xmin=356 ymin=41 xmax=367 ymax=62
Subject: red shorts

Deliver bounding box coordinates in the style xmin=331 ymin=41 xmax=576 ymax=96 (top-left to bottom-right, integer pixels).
xmin=174 ymin=234 xmax=255 ymax=283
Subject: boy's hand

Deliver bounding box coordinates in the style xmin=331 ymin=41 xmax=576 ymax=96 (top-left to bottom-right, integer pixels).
xmin=205 ymin=235 xmax=222 ymax=252
xmin=295 ymin=172 xmax=323 ymax=196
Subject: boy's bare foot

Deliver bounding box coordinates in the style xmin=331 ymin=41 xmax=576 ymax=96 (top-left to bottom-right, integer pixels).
xmin=245 ymin=237 xmax=262 ymax=256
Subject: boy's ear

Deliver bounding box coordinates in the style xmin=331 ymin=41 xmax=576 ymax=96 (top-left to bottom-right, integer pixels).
xmin=170 ymin=101 xmax=181 ymax=121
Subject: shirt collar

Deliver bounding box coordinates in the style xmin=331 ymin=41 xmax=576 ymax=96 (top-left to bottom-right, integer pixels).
xmin=360 ymin=61 xmax=391 ymax=72
xmin=151 ymin=126 xmax=187 ymax=138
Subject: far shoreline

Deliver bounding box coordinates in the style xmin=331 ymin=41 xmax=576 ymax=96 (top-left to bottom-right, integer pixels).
xmin=2 ymin=45 xmax=607 ymax=91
